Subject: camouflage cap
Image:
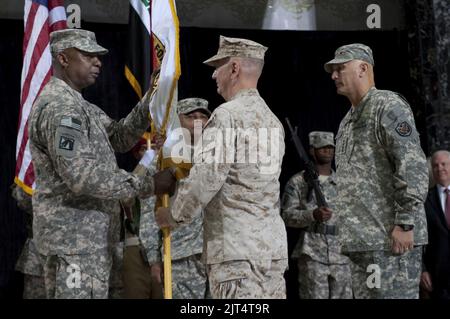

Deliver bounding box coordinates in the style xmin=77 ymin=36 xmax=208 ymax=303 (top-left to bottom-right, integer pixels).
xmin=203 ymin=35 xmax=267 ymax=66
xmin=309 ymin=131 xmax=335 ymax=148
xmin=177 ymin=98 xmax=211 ymax=116
xmin=324 ymin=43 xmax=374 ymax=73
xmin=50 ymin=29 xmax=108 ymax=57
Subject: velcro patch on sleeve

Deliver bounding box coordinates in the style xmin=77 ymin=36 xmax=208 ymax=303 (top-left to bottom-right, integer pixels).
xmin=55 ymin=126 xmax=81 ymax=158
xmin=60 ymin=116 xmax=82 ymax=131
xmin=381 ymin=106 xmax=417 ymax=141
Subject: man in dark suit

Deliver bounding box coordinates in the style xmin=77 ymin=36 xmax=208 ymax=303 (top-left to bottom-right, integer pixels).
xmin=421 ymin=150 xmax=450 ymax=299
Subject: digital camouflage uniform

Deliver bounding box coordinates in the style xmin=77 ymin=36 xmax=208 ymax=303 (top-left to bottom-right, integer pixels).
xmin=334 ymin=87 xmax=428 ymax=299
xmin=177 ymin=97 xmax=211 ymax=117
xmin=28 ymin=29 xmax=156 ymax=299
xmin=139 ymin=98 xmax=210 ymax=299
xmin=12 ymin=185 xmax=46 ymax=299
xmin=16 ymin=240 xmax=46 ymax=299
xmin=108 ymin=241 xmax=124 ymax=299
xmin=141 ymin=196 xmax=206 ymax=299
xmin=170 ymin=38 xmax=288 ymax=298
xmin=325 ymin=44 xmax=428 ymax=299
xmin=282 ymin=170 xmax=352 ymax=299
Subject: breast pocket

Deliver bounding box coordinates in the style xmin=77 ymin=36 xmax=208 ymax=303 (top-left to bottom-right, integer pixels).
xmin=335 ymin=130 xmax=348 ymax=168
xmin=347 ymin=124 xmax=371 ymax=169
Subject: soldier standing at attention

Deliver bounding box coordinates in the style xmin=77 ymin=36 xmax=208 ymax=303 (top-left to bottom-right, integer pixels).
xmin=324 ymin=43 xmax=428 ymax=298
xmin=155 ymin=36 xmax=288 ymax=299
xmin=282 ymin=131 xmax=352 ymax=299
xmin=140 ymin=98 xmax=211 ymax=299
xmin=28 ymin=29 xmax=175 ymax=299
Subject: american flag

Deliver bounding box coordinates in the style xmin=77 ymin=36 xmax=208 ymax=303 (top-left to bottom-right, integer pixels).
xmin=15 ymin=0 xmax=67 ymax=194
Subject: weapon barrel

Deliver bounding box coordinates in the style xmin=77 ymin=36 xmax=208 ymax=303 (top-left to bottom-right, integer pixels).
xmin=285 ymin=118 xmax=328 ymax=208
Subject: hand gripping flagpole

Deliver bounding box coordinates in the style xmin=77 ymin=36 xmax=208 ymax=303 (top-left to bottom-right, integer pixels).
xmin=148 ymin=131 xmax=173 ymax=299
xmin=149 ymin=0 xmax=182 ymax=299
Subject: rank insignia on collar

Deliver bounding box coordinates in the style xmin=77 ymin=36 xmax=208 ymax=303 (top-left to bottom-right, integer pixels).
xmin=395 ymin=121 xmax=412 ymax=137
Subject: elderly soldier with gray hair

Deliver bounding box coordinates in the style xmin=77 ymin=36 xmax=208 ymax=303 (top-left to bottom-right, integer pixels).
xmin=324 ymin=43 xmax=428 ymax=298
xmin=156 ymin=36 xmax=288 ymax=298
xmin=28 ymin=29 xmax=175 ymax=299
xmin=282 ymin=131 xmax=352 ymax=299
xmin=140 ymin=98 xmax=210 ymax=299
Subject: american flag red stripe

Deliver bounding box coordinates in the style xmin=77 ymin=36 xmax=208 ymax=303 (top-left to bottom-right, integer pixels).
xmin=15 ymin=0 xmax=67 ymax=194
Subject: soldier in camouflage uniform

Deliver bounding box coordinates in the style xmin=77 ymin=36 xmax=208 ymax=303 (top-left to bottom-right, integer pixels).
xmin=156 ymin=36 xmax=288 ymax=299
xmin=11 ymin=184 xmax=46 ymax=299
xmin=324 ymin=43 xmax=428 ymax=298
xmin=28 ymin=29 xmax=175 ymax=299
xmin=121 ymin=136 xmax=164 ymax=299
xmin=281 ymin=131 xmax=352 ymax=299
xmin=140 ymin=98 xmax=210 ymax=299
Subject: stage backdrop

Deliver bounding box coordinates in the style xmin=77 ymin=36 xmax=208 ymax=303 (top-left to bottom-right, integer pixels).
xmin=0 ymin=18 xmax=419 ymax=298
xmin=0 ymin=0 xmax=406 ymax=30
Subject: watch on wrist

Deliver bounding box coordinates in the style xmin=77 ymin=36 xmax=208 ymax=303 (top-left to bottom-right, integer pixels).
xmin=397 ymin=224 xmax=414 ymax=231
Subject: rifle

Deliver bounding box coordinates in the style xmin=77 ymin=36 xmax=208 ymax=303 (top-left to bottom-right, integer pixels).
xmin=285 ymin=118 xmax=328 ymax=208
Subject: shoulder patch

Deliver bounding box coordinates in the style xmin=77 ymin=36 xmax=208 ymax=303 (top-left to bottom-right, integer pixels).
xmin=55 ymin=126 xmax=81 ymax=158
xmin=60 ymin=116 xmax=82 ymax=131
xmin=395 ymin=121 xmax=412 ymax=137
xmin=59 ymin=135 xmax=75 ymax=151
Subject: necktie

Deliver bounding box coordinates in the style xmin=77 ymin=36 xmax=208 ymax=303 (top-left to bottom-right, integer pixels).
xmin=445 ymin=188 xmax=450 ymax=229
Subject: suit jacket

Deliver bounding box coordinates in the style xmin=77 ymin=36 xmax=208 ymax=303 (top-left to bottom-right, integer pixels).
xmin=423 ymin=186 xmax=450 ymax=298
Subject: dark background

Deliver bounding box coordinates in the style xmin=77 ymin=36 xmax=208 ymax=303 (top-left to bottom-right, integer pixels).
xmin=0 ymin=19 xmax=421 ymax=298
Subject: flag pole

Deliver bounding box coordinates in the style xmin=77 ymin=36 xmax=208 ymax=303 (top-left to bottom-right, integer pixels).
xmin=161 ymin=195 xmax=172 ymax=299
xmin=147 ymin=0 xmax=173 ymax=298
xmin=149 ymin=0 xmax=181 ymax=299
xmin=149 ymin=130 xmax=173 ymax=299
